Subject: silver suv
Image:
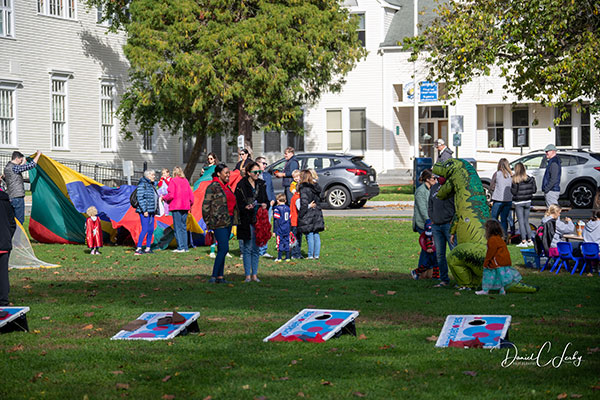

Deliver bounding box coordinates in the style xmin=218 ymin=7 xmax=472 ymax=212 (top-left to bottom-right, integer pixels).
xmin=478 ymin=149 xmax=600 ymax=208
xmin=266 ymin=153 xmax=380 ymax=209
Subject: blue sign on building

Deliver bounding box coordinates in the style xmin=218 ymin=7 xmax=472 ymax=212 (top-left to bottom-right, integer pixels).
xmin=420 ymin=81 xmax=438 ymax=102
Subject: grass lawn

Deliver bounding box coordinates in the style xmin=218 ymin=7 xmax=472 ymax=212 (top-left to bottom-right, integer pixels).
xmin=371 ymin=185 xmax=414 ymax=202
xmin=1 ymin=217 xmax=599 ymax=399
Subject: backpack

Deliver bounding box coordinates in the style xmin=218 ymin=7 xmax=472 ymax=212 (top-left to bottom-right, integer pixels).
xmin=129 ymin=188 xmax=139 ymax=209
xmin=534 ymin=218 xmax=556 ymax=257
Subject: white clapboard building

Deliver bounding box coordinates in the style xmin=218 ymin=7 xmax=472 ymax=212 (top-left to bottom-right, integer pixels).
xmin=303 ymin=0 xmax=598 ymax=173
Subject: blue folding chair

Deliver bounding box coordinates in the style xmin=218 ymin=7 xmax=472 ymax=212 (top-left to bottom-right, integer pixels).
xmin=551 ymin=242 xmax=581 ymax=274
xmin=578 ymin=242 xmax=600 ymax=276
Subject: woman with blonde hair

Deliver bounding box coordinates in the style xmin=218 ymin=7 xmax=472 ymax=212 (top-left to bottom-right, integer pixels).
xmin=162 ymin=166 xmax=194 ymax=252
xmin=540 ymin=204 xmax=574 ymax=257
xmin=511 ymin=162 xmax=537 ymax=247
xmin=490 ymin=158 xmax=513 ymax=237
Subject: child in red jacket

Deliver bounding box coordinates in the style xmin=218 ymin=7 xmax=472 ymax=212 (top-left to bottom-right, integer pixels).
xmin=85 ymin=206 xmax=103 ymax=255
xmin=411 ymin=220 xmax=440 ymax=280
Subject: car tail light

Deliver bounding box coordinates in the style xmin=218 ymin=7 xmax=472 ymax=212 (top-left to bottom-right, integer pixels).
xmin=595 ymin=167 xmax=600 ymax=172
xmin=346 ymin=168 xmax=367 ymax=176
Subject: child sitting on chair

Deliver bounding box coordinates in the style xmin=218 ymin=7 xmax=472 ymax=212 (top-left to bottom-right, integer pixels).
xmin=85 ymin=206 xmax=103 ymax=255
xmin=540 ymin=204 xmax=574 ymax=258
xmin=411 ymin=220 xmax=439 ymax=280
xmin=476 ymin=219 xmax=524 ymax=295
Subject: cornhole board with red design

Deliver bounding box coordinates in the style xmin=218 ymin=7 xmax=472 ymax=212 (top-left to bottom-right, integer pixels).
xmin=0 ymin=307 xmax=30 ymax=333
xmin=111 ymin=312 xmax=200 ymax=341
xmin=435 ymin=315 xmax=511 ymax=349
xmin=264 ymin=309 xmax=359 ymax=342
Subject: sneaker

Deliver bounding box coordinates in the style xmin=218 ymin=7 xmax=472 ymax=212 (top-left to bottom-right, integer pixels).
xmin=134 ymin=247 xmax=144 ymax=255
xmin=274 ymin=258 xmax=282 ymax=263
xmin=216 ymin=278 xmax=232 ymax=284
xmin=475 ymin=290 xmax=489 ymax=295
xmin=208 ymin=277 xmax=217 ymax=284
xmin=144 ymin=248 xmax=154 ymax=254
xmin=410 ymin=269 xmax=419 ymax=280
xmin=253 ymin=277 xmax=261 ymax=282
xmin=516 ymin=242 xmax=528 ymax=248
xmin=226 ymin=253 xmax=233 ymax=258
xmin=433 ymin=282 xmax=449 ymax=288
xmin=526 ymin=240 xmax=534 ymax=247
xmin=244 ymin=278 xmax=251 ymax=283
xmin=291 ymin=256 xmax=304 ymax=260
xmin=261 ymin=253 xmax=274 ymax=259
xmin=457 ymin=286 xmax=472 ymax=291
xmin=209 ymin=252 xmax=216 ymax=258
xmin=172 ymin=249 xmax=185 ymax=253
xmin=307 ymin=256 xmax=314 ymax=260
xmin=240 ymin=255 xmax=243 ymax=259
xmin=315 ymin=257 xmax=320 ymax=260
xmin=285 ymin=259 xmax=291 ymax=262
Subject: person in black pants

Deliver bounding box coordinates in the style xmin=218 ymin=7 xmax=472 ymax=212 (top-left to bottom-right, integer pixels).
xmin=275 ymin=147 xmax=299 ymax=205
xmin=0 ymin=189 xmax=16 ymax=306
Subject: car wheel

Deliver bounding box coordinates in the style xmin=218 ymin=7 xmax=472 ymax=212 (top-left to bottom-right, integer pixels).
xmin=482 ymin=183 xmax=492 ymax=205
xmin=349 ymin=199 xmax=367 ymax=209
xmin=326 ymin=185 xmax=351 ymax=209
xmin=569 ymin=181 xmax=595 ymax=209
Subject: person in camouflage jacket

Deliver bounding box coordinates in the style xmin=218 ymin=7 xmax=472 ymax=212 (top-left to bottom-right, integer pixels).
xmin=202 ymin=164 xmax=238 ymax=283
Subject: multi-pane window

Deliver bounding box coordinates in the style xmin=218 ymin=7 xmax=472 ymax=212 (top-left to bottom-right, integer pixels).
xmin=487 ymin=106 xmax=504 ymax=148
xmin=0 ymin=0 xmax=13 ymax=38
xmin=38 ymin=0 xmax=76 ymax=19
xmin=101 ymin=83 xmax=114 ymax=150
xmin=512 ymin=108 xmax=529 ymax=147
xmin=264 ymin=130 xmax=281 ymax=153
xmin=142 ymin=129 xmax=153 ymax=152
xmin=0 ymin=88 xmax=14 ymax=145
xmin=581 ymin=105 xmax=590 ymax=147
xmin=326 ymin=110 xmax=342 ymax=151
xmin=355 ymin=13 xmax=365 ymax=46
xmin=350 ymin=109 xmax=366 ymax=150
xmin=51 ymin=78 xmax=67 ymax=149
xmin=555 ymin=107 xmax=572 ymax=147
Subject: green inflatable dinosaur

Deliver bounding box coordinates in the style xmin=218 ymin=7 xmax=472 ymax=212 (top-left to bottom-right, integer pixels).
xmin=433 ymin=159 xmax=538 ymax=293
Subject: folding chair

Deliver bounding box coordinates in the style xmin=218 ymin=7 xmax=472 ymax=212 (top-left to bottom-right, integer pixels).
xmin=578 ymin=242 xmax=600 ymax=276
xmin=551 ymin=242 xmax=581 ymax=274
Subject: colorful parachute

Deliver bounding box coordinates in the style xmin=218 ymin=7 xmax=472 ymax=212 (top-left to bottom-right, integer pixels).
xmin=9 ymin=219 xmax=59 ymax=269
xmin=28 ymin=155 xmax=241 ymax=246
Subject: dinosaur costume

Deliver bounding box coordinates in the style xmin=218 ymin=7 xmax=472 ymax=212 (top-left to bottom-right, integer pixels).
xmin=432 ymin=159 xmax=538 ymax=293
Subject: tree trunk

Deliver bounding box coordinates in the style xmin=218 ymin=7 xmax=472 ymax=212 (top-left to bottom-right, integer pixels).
xmin=238 ymin=99 xmax=253 ymax=155
xmin=184 ymin=131 xmax=206 ymax=181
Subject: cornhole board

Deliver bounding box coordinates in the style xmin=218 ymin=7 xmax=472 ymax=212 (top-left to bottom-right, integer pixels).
xmin=111 ymin=312 xmax=200 ymax=341
xmin=264 ymin=309 xmax=359 ymax=342
xmin=0 ymin=306 xmax=30 ymax=333
xmin=435 ymin=315 xmax=511 ymax=349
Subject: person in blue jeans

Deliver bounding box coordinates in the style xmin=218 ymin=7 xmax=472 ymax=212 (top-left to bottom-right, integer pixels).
xmin=428 ymin=178 xmax=456 ymax=287
xmin=3 ymin=150 xmax=41 ymax=224
xmin=134 ymin=170 xmax=159 ymax=255
xmin=298 ymin=170 xmax=325 ymax=260
xmin=490 ymin=158 xmax=513 ymax=237
xmin=256 ymin=156 xmax=275 ymax=258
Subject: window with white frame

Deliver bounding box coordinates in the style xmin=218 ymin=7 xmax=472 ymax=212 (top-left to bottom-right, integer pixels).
xmin=0 ymin=0 xmax=13 ymax=38
xmin=100 ymin=83 xmax=115 ymax=150
xmin=350 ymin=109 xmax=366 ymax=150
xmin=354 ymin=13 xmax=365 ymax=46
xmin=326 ymin=110 xmax=343 ymax=151
xmin=581 ymin=105 xmax=590 ymax=147
xmin=555 ymin=106 xmax=572 ymax=147
xmin=0 ymin=87 xmax=15 ymax=146
xmin=487 ymin=106 xmax=504 ymax=148
xmin=51 ymin=78 xmax=68 ymax=149
xmin=512 ymin=108 xmax=529 ymax=148
xmin=96 ymin=5 xmax=112 ymax=26
xmin=38 ymin=0 xmax=76 ymax=19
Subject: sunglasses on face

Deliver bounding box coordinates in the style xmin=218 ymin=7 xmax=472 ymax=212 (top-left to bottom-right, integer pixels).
xmin=262 ymin=162 xmax=267 ymax=166
xmin=249 ymin=170 xmax=261 ymax=175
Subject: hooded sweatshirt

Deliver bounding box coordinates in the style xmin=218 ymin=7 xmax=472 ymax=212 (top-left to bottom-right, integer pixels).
xmin=541 ymin=215 xmax=574 ymax=248
xmin=583 ymin=220 xmax=600 ymax=244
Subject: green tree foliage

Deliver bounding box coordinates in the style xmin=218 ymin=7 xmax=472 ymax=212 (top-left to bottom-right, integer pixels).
xmin=86 ymin=0 xmax=366 ymax=177
xmin=405 ymin=0 xmax=600 ymax=124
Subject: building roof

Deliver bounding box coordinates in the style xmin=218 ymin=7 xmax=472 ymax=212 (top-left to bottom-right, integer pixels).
xmin=380 ymin=0 xmax=441 ymax=48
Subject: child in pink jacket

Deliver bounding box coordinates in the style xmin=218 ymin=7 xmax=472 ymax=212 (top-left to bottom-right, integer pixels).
xmin=162 ymin=167 xmax=194 ymax=252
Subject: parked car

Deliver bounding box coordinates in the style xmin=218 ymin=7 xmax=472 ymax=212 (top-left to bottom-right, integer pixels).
xmin=266 ymin=153 xmax=380 ymax=209
xmin=478 ymin=149 xmax=600 ymax=208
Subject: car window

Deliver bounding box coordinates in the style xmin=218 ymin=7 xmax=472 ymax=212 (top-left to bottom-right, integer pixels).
xmin=515 ymin=155 xmax=544 ymax=169
xmin=268 ymin=158 xmax=287 ymax=172
xmin=575 ymin=156 xmax=588 ymax=165
xmin=305 ymin=157 xmax=333 ymax=170
xmin=558 ymin=155 xmax=572 ymax=167
xmin=332 ymin=158 xmax=343 ymax=166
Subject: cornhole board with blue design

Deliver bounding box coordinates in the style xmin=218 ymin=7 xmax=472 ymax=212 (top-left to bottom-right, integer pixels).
xmin=0 ymin=306 xmax=30 ymax=333
xmin=111 ymin=312 xmax=200 ymax=341
xmin=435 ymin=315 xmax=511 ymax=349
xmin=264 ymin=309 xmax=359 ymax=342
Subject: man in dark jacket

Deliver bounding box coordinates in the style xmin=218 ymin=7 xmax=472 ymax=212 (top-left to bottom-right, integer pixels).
xmin=256 ymin=156 xmax=275 ymax=258
xmin=3 ymin=150 xmax=42 ymax=224
xmin=0 ymin=189 xmax=17 ymax=306
xmin=435 ymin=139 xmax=453 ymax=163
xmin=275 ymin=147 xmax=299 ymax=204
xmin=428 ymin=178 xmax=456 ymax=287
xmin=542 ymin=144 xmax=561 ymax=207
